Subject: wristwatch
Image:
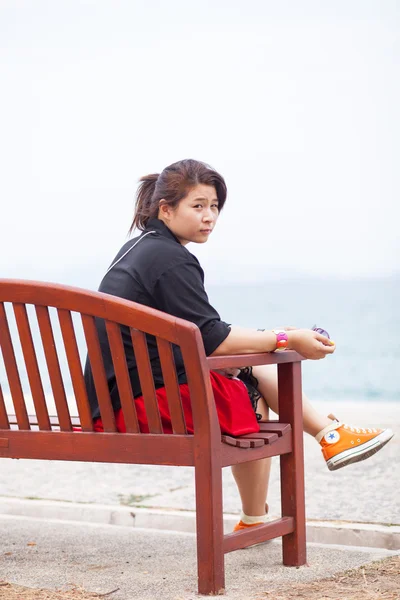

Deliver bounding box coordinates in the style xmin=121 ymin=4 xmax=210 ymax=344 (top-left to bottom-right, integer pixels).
xmin=272 ymin=329 xmax=289 ymax=352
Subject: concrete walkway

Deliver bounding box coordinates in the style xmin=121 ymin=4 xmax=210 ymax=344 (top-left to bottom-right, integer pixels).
xmin=1 ymin=515 xmax=397 ymax=599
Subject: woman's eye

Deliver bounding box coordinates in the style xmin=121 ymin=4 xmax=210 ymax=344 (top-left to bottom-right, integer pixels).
xmin=193 ymin=203 xmax=219 ymax=210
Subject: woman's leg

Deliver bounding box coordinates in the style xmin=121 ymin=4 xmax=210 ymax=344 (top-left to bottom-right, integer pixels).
xmin=231 ymin=396 xmax=271 ymax=517
xmin=252 ymin=364 xmax=332 ymax=436
xmin=231 ymin=364 xmax=331 ymax=517
xmin=253 ymin=364 xmax=394 ymax=473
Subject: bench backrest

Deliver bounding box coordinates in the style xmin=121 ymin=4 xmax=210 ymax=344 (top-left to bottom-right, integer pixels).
xmin=0 ymin=279 xmax=218 ymax=440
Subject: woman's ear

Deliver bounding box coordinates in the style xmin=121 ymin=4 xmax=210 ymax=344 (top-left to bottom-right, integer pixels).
xmin=158 ymin=200 xmax=171 ymax=221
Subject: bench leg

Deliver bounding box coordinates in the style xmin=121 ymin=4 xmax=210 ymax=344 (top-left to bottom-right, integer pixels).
xmin=194 ymin=457 xmax=225 ymax=595
xmin=278 ymin=361 xmax=307 ymax=566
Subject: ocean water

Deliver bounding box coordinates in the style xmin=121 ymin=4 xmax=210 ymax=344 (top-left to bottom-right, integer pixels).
xmin=1 ymin=277 xmax=399 ymax=415
xmin=207 ymin=278 xmax=400 ymax=404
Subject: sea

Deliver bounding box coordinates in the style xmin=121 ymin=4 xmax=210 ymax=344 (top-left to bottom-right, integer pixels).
xmin=1 ymin=276 xmax=399 ymax=414
xmin=206 ymin=278 xmax=399 ymax=405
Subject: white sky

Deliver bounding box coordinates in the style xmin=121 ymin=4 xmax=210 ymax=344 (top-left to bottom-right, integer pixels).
xmin=0 ymin=0 xmax=399 ymax=285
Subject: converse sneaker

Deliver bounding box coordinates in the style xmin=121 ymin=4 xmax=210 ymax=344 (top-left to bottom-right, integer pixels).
xmin=233 ymin=520 xmax=264 ymax=532
xmin=317 ymin=421 xmax=394 ymax=471
xmin=233 ymin=503 xmax=269 ymax=532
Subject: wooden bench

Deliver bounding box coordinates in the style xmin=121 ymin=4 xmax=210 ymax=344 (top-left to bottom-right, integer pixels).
xmin=0 ymin=279 xmax=307 ymax=595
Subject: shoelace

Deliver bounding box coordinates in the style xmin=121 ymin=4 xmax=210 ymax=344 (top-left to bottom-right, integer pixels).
xmin=343 ymin=424 xmax=378 ymax=434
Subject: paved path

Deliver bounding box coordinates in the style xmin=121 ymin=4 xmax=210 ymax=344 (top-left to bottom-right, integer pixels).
xmin=1 ymin=515 xmax=397 ymax=599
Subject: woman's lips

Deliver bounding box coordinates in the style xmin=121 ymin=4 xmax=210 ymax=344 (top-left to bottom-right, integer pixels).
xmin=200 ymin=229 xmax=212 ymax=234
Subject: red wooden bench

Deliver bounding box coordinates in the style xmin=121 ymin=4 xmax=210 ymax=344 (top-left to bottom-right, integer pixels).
xmin=0 ymin=279 xmax=307 ymax=595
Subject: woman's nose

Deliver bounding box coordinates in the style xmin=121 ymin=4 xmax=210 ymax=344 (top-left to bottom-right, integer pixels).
xmin=203 ymin=207 xmax=214 ymax=221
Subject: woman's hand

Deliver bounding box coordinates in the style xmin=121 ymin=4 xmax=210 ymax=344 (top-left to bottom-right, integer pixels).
xmin=287 ymin=329 xmax=336 ymax=360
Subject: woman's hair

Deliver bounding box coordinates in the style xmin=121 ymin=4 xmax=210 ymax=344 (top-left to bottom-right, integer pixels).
xmin=129 ymin=159 xmax=227 ymax=233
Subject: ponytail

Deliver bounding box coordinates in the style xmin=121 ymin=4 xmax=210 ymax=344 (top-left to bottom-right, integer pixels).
xmin=129 ymin=174 xmax=159 ymax=234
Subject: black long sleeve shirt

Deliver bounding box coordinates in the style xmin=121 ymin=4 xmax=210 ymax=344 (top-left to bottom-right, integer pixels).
xmin=84 ymin=217 xmax=231 ymax=419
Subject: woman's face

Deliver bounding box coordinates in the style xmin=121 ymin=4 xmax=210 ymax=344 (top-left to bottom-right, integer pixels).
xmin=158 ymin=184 xmax=219 ymax=245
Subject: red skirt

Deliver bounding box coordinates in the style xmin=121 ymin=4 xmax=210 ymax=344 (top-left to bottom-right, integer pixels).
xmin=93 ymin=371 xmax=260 ymax=436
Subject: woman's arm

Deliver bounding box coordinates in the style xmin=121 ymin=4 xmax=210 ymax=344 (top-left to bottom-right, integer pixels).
xmin=211 ymin=326 xmax=277 ymax=355
xmin=152 ymin=260 xmax=335 ymax=361
xmin=211 ymin=326 xmax=336 ymax=360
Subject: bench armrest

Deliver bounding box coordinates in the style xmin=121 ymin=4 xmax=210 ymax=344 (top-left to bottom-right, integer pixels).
xmin=206 ymin=350 xmax=305 ymax=370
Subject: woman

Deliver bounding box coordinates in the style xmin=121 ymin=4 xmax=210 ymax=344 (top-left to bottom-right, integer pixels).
xmin=84 ymin=159 xmax=393 ymax=532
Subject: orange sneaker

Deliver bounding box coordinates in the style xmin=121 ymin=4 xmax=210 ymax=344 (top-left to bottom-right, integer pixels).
xmin=233 ymin=504 xmax=269 ymax=532
xmin=233 ymin=520 xmax=265 ymax=532
xmin=318 ymin=422 xmax=394 ymax=471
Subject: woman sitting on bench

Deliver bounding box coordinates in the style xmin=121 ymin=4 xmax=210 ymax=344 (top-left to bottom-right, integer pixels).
xmin=84 ymin=158 xmax=394 ymax=533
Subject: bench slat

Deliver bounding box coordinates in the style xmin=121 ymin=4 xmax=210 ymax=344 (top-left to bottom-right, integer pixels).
xmin=130 ymin=328 xmax=163 ymax=434
xmin=35 ymin=305 xmax=72 ymax=431
xmin=157 ymin=338 xmax=187 ymax=435
xmin=240 ymin=432 xmax=279 ymax=445
xmin=221 ymin=435 xmax=251 ymax=448
xmin=0 ymin=384 xmax=10 ymax=429
xmin=0 ymin=302 xmax=30 ymax=430
xmin=81 ymin=314 xmax=116 ymax=432
xmin=221 ymin=435 xmax=276 ymax=449
xmin=0 ymin=429 xmax=195 ymax=466
xmin=6 ymin=413 xmax=279 ymax=452
xmin=259 ymin=422 xmax=291 ymax=437
xmin=58 ymin=309 xmax=93 ymax=432
xmin=13 ymin=303 xmax=51 ymax=431
xmin=105 ymin=321 xmax=139 ymax=433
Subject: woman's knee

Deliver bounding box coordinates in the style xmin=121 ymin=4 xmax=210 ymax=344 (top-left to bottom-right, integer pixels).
xmin=252 ymin=364 xmax=279 ymax=407
xmin=252 ymin=364 xmax=277 ymax=381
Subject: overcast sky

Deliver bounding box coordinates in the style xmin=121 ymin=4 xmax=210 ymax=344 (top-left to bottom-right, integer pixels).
xmin=0 ymin=0 xmax=399 ymax=286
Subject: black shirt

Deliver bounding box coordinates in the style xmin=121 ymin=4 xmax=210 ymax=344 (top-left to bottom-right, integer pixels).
xmin=84 ymin=217 xmax=231 ymax=419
